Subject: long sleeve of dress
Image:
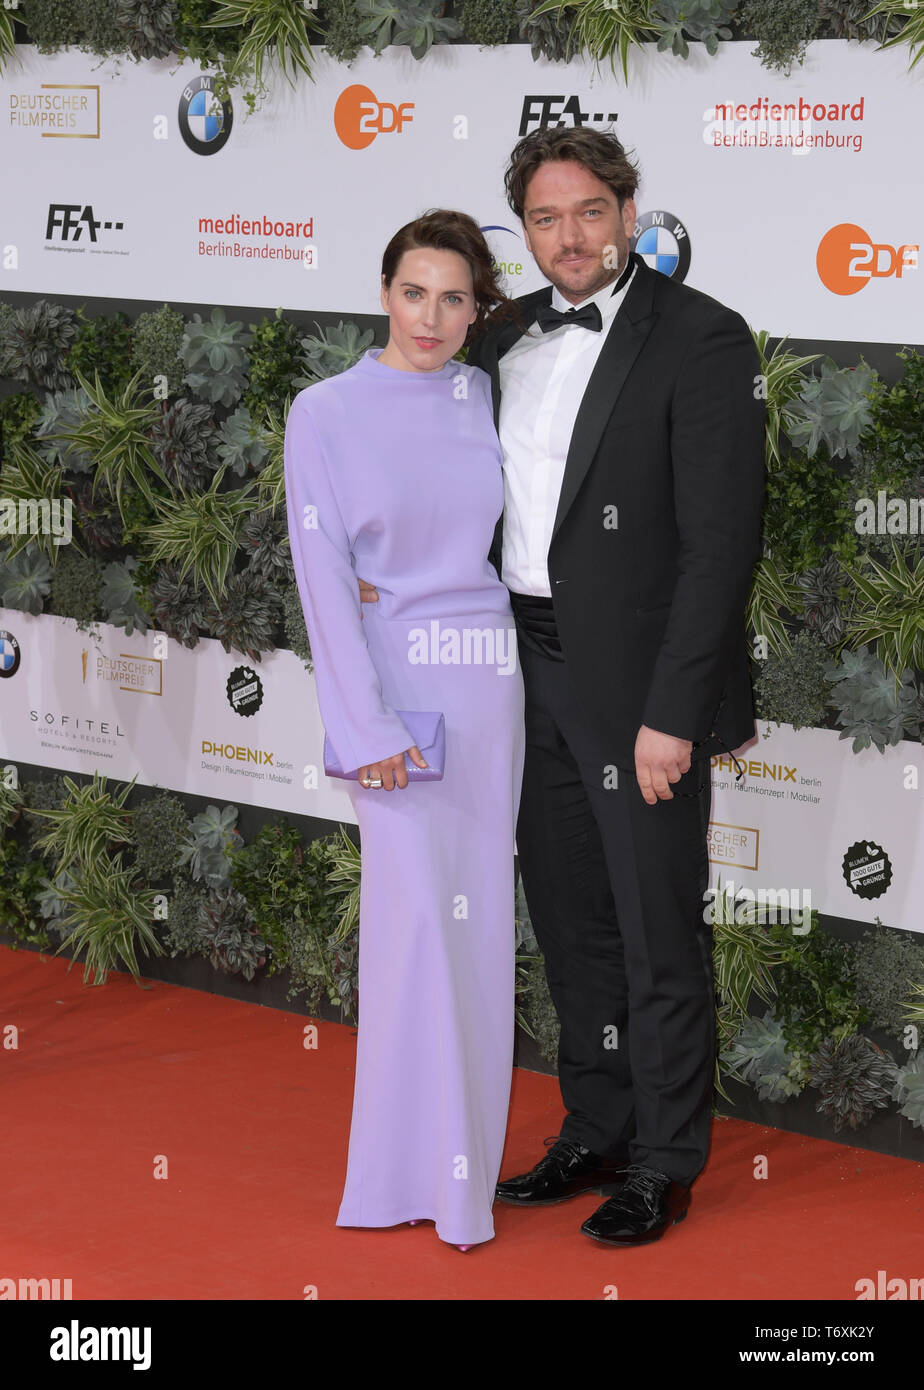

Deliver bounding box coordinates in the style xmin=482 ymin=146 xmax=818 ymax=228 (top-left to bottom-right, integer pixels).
xmin=283 ymin=391 xmax=414 ymax=776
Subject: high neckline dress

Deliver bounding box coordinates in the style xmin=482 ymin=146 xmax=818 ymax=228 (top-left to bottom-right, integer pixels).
xmin=284 ymin=346 xmax=525 ymax=1246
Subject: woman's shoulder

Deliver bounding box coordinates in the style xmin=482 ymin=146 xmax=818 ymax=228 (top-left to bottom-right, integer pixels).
xmin=287 ymin=373 xmax=352 ymax=431
xmin=456 ymin=357 xmax=493 ymax=402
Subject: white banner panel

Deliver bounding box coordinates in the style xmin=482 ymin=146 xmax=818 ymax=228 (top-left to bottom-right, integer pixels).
xmin=709 ymin=723 xmax=924 ymax=931
xmin=1 ymin=40 xmax=921 ymax=341
xmin=0 ymin=604 xmax=356 ymax=827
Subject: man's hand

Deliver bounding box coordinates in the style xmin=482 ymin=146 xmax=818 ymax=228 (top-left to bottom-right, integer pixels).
xmin=358 ymin=577 xmax=378 ymax=604
xmin=634 ymin=724 xmax=693 ymax=805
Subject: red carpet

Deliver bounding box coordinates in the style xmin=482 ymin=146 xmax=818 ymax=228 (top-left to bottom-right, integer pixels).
xmin=2 ymin=944 xmax=922 ymax=1301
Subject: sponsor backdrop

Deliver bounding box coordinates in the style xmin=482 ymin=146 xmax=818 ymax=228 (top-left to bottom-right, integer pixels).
xmin=2 ymin=40 xmax=921 ymax=339
xmin=1 ymin=40 xmax=922 ymax=935
xmin=1 ymin=604 xmax=921 ymax=930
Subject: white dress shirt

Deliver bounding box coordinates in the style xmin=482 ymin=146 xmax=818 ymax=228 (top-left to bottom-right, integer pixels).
xmin=498 ymin=261 xmax=637 ymax=596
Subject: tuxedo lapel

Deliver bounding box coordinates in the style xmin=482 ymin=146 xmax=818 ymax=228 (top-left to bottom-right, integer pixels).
xmin=551 ymin=258 xmax=659 ymax=545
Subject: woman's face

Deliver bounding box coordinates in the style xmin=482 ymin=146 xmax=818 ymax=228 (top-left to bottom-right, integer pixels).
xmin=379 ymin=246 xmax=478 ymax=372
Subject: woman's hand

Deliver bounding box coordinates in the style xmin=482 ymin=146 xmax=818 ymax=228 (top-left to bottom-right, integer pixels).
xmin=359 ymin=745 xmax=428 ymax=790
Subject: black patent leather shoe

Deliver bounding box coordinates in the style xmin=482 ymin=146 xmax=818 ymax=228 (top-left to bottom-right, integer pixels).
xmin=495 ymin=1136 xmax=630 ymax=1206
xmin=580 ymin=1164 xmax=691 ymax=1245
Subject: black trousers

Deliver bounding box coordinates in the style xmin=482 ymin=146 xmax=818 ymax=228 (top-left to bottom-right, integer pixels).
xmin=511 ymin=594 xmax=715 ymax=1187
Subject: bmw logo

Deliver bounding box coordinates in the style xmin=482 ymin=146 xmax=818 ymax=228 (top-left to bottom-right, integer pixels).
xmin=631 ymin=211 xmax=691 ymax=281
xmin=179 ymin=75 xmax=233 ymax=155
xmin=0 ymin=629 xmax=21 ymax=678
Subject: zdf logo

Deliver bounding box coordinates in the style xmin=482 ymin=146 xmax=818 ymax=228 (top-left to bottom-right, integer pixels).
xmin=334 ymin=84 xmax=414 ymax=149
xmin=817 ymin=223 xmax=918 ymax=295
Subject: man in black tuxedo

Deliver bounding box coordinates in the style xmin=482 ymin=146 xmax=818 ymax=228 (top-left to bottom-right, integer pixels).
xmin=461 ymin=126 xmax=765 ymax=1246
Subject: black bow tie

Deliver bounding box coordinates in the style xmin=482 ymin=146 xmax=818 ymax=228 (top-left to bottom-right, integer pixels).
xmin=533 ymin=253 xmax=636 ymax=335
xmin=535 ymin=301 xmax=602 ymax=334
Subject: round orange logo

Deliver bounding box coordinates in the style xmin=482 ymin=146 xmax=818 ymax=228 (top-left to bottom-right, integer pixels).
xmin=816 ymin=223 xmax=871 ymax=295
xmin=334 ymin=84 xmax=378 ymax=150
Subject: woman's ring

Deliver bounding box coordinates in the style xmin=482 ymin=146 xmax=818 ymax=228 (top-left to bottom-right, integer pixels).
xmin=367 ymin=777 xmax=383 ymax=787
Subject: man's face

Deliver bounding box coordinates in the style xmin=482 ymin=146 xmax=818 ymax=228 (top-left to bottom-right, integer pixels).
xmin=521 ymin=158 xmax=636 ymax=306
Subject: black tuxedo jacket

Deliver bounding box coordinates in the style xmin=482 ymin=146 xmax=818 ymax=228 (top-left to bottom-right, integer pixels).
xmin=466 ymin=251 xmax=766 ymax=770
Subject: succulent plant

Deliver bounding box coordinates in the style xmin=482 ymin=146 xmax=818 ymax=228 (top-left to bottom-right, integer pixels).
xmin=36 ymin=864 xmax=79 ymax=925
xmin=33 ymin=386 xmax=96 ymax=473
xmin=177 ymin=803 xmax=243 ymax=890
xmin=0 ymin=299 xmax=78 ymax=391
xmin=113 ymin=0 xmax=178 ymax=60
xmin=214 ymin=403 xmax=270 ymax=478
xmin=655 ymin=0 xmax=736 ymax=57
xmin=202 ymin=567 xmax=284 ymax=662
xmin=181 ymin=306 xmax=251 ymax=408
xmin=101 ymin=556 xmax=151 ymax=634
xmin=720 ymin=1009 xmax=803 ymax=1102
xmin=149 ymin=397 xmax=219 ymax=491
xmin=196 ymin=884 xmax=266 ymax=981
xmin=807 ymin=1033 xmax=898 ymax=1132
xmin=0 ymin=542 xmax=53 ymax=614
xmin=355 ymin=0 xmax=462 ymax=59
xmin=147 ymin=560 xmax=211 ymax=649
xmin=293 ymin=319 xmax=375 ymax=387
xmin=825 ymin=646 xmax=923 ymax=753
xmin=783 ymin=357 xmax=876 ymax=460
xmin=892 ymin=1052 xmax=924 ymax=1130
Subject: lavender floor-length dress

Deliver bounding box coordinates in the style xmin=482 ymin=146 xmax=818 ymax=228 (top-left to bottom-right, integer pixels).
xmin=284 ymin=347 xmax=525 ymax=1246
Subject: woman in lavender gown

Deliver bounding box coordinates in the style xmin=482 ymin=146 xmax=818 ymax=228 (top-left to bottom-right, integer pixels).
xmin=283 ymin=211 xmax=525 ymax=1249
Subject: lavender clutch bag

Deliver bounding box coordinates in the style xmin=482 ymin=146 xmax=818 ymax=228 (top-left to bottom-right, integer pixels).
xmin=323 ymin=711 xmax=445 ymax=782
